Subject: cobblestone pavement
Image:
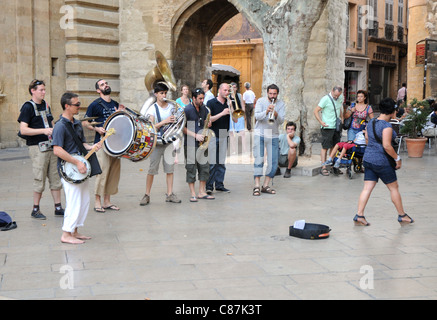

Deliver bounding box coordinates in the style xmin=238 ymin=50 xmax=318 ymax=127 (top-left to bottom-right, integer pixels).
xmin=1 ymin=144 xmax=437 ymax=300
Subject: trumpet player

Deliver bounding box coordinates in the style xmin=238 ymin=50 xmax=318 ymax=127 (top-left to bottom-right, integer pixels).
xmin=140 ymin=83 xmax=181 ymax=205
xmin=253 ymin=84 xmax=285 ymax=196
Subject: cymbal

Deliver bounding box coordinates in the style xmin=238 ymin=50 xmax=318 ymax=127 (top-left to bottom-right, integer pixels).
xmin=78 ymin=116 xmax=98 ymax=122
xmin=89 ymin=122 xmax=103 ymax=126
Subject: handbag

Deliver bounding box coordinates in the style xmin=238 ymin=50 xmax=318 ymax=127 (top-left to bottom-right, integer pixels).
xmin=64 ymin=121 xmax=102 ymax=178
xmin=343 ymin=116 xmax=353 ymax=130
xmin=372 ymin=119 xmax=398 ymax=170
xmin=327 ymin=95 xmax=342 ymax=132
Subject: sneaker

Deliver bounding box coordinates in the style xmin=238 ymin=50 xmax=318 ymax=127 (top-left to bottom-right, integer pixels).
xmin=54 ymin=208 xmax=64 ymax=216
xmin=283 ymin=170 xmax=291 ymax=178
xmin=322 ymin=159 xmax=333 ymax=166
xmin=31 ymin=210 xmax=47 ymax=220
xmin=215 ymin=187 xmax=230 ymax=193
xmin=334 ymin=159 xmax=341 ymax=168
xmin=139 ymin=194 xmax=150 ymax=206
xmin=206 ymin=189 xmax=213 ymax=195
xmin=165 ymin=193 xmax=181 ymax=203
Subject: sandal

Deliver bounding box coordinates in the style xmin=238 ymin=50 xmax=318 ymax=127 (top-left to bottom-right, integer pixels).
xmin=253 ymin=187 xmax=261 ymax=196
xmin=189 ymin=196 xmax=198 ymax=202
xmin=94 ymin=207 xmax=105 ymax=213
xmin=320 ymin=167 xmax=330 ymax=176
xmin=353 ymin=214 xmax=370 ymax=226
xmin=261 ymin=186 xmax=276 ymax=194
xmin=103 ymin=204 xmax=120 ymax=211
xmin=398 ymin=213 xmax=414 ymax=224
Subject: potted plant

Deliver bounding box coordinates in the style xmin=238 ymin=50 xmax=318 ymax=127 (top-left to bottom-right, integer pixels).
xmin=399 ymin=98 xmax=431 ymax=157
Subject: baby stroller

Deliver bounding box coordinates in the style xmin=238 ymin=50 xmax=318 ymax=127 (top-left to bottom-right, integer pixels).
xmin=331 ymin=144 xmax=366 ymax=179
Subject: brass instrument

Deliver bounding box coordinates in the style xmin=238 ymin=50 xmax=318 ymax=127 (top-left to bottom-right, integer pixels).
xmin=268 ymin=99 xmax=276 ymax=124
xmin=140 ymin=50 xmax=177 ymax=115
xmin=159 ymin=98 xmax=186 ymax=145
xmin=199 ymin=106 xmax=215 ymax=151
xmin=140 ymin=51 xmax=186 ymax=145
xmin=228 ymin=87 xmax=245 ymax=119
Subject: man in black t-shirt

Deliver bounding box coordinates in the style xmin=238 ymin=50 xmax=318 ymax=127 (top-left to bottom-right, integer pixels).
xmin=206 ymin=83 xmax=238 ymax=194
xmin=83 ymin=79 xmax=125 ymax=213
xmin=17 ymin=79 xmax=64 ymax=220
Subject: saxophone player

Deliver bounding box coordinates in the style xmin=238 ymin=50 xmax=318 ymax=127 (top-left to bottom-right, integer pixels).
xmin=253 ymin=84 xmax=285 ymax=196
xmin=183 ymin=88 xmax=215 ymax=201
xmin=140 ymin=83 xmax=182 ymax=205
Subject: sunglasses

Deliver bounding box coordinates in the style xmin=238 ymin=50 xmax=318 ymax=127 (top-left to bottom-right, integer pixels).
xmin=69 ymin=102 xmax=81 ymax=107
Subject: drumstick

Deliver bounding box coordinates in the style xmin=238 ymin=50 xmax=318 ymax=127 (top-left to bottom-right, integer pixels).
xmin=84 ymin=128 xmax=116 ymax=160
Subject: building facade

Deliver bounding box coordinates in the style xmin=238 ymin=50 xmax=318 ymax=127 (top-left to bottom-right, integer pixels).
xmin=0 ymin=0 xmax=348 ymax=149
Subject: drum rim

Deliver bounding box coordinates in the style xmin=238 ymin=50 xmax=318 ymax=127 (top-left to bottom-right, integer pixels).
xmin=103 ymin=111 xmax=135 ymax=156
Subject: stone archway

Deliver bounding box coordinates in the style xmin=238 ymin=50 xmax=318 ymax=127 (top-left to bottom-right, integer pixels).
xmin=171 ymin=0 xmax=246 ymax=91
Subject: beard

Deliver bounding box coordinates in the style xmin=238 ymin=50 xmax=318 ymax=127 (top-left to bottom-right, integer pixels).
xmin=101 ymin=87 xmax=112 ymax=95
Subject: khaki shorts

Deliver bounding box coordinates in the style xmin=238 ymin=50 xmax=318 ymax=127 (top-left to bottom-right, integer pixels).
xmin=28 ymin=145 xmax=62 ymax=193
xmin=148 ymin=143 xmax=175 ymax=175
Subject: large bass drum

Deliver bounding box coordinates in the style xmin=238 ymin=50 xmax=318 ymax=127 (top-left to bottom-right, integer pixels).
xmin=103 ymin=109 xmax=157 ymax=162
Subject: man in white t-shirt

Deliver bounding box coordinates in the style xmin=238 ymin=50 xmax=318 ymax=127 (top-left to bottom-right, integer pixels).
xmin=202 ymin=79 xmax=214 ymax=106
xmin=243 ymin=82 xmax=256 ymax=131
xmin=140 ymin=83 xmax=181 ymax=206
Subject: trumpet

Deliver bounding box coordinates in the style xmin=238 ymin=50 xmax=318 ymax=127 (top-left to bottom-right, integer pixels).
xmin=268 ymin=99 xmax=276 ymax=124
xmin=228 ymin=87 xmax=245 ymax=119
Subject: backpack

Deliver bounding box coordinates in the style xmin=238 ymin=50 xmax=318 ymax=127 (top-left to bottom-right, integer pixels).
xmin=0 ymin=211 xmax=17 ymax=231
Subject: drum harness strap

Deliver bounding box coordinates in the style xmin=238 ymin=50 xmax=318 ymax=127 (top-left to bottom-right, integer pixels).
xmin=28 ymin=100 xmax=52 ymax=141
xmin=154 ymin=103 xmax=165 ymax=138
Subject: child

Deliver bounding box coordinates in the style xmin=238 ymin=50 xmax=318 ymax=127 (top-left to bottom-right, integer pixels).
xmin=322 ymin=128 xmax=366 ymax=169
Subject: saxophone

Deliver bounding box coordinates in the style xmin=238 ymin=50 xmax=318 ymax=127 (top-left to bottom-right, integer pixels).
xmin=199 ymin=106 xmax=215 ymax=150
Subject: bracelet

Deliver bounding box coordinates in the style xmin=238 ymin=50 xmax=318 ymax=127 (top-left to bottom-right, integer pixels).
xmin=395 ymin=156 xmax=401 ymax=161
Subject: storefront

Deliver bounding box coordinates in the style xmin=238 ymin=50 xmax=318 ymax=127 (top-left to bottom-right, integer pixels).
xmin=344 ymin=56 xmax=368 ymax=103
xmin=367 ymin=42 xmax=400 ymax=108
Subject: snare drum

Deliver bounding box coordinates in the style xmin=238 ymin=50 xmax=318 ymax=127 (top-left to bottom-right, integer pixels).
xmin=103 ymin=110 xmax=157 ymax=162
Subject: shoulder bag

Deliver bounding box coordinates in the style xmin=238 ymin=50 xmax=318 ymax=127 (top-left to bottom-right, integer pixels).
xmin=327 ymin=95 xmax=342 ymax=132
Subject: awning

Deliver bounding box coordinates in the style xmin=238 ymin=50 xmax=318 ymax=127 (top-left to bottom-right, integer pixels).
xmin=211 ymin=64 xmax=241 ymax=77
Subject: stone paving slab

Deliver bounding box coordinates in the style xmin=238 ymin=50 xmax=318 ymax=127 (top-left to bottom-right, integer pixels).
xmin=1 ymin=145 xmax=437 ymax=300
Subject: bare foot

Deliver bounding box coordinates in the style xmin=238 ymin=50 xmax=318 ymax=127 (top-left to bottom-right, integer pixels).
xmin=73 ymin=232 xmax=92 ymax=240
xmin=61 ymin=233 xmax=85 ymax=244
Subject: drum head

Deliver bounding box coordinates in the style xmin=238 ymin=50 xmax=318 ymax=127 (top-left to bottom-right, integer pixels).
xmin=104 ymin=113 xmax=134 ymax=156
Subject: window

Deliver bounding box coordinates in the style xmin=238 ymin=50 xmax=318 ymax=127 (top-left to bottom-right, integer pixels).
xmin=398 ymin=0 xmax=404 ymax=26
xmin=385 ymin=0 xmax=393 ymax=24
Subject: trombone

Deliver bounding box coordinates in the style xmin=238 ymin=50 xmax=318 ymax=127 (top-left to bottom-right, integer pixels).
xmin=228 ymin=86 xmax=245 ymax=119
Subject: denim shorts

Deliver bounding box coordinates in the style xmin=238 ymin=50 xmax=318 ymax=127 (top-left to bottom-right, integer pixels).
xmin=363 ymin=161 xmax=397 ymax=184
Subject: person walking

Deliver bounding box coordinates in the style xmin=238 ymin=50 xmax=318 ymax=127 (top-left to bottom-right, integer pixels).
xmin=354 ymin=97 xmax=413 ymax=226
xmin=243 ymin=82 xmax=256 ymax=131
